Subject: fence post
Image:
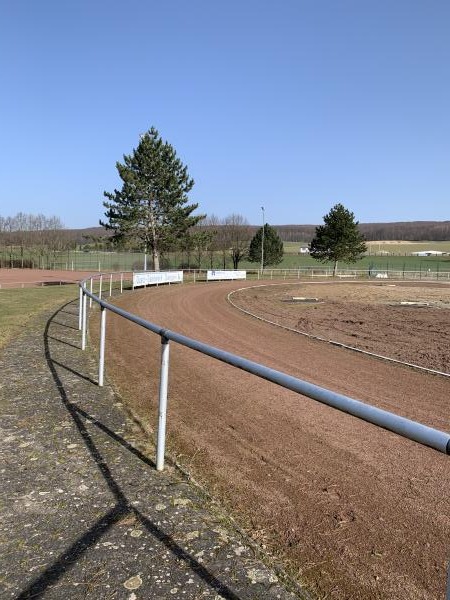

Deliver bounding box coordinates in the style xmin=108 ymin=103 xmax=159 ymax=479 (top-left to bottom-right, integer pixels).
xmin=109 ymin=273 xmax=113 ymax=297
xmin=89 ymin=278 xmax=93 ymax=308
xmin=120 ymin=272 xmax=123 ymax=294
xmin=98 ymin=306 xmax=106 ymax=386
xmin=446 ymin=561 xmax=450 ymax=600
xmin=81 ymin=292 xmax=87 ymax=350
xmin=156 ymin=336 xmax=170 ymax=471
xmin=99 ymin=274 xmax=103 ymax=300
xmin=78 ymin=286 xmax=83 ymax=330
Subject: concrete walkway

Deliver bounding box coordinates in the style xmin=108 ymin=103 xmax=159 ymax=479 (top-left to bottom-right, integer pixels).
xmin=0 ymin=299 xmax=310 ymax=599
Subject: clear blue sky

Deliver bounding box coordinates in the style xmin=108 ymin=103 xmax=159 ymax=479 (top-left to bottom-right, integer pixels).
xmin=1 ymin=0 xmax=449 ymax=228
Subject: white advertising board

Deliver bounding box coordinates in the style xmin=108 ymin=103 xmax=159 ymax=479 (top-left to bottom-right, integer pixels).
xmin=133 ymin=271 xmax=183 ymax=288
xmin=206 ymin=270 xmax=247 ymax=281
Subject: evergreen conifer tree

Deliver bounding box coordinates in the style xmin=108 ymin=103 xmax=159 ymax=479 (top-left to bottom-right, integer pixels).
xmin=248 ymin=223 xmax=284 ymax=267
xmin=101 ymin=127 xmax=203 ymax=270
xmin=310 ymin=203 xmax=366 ymax=275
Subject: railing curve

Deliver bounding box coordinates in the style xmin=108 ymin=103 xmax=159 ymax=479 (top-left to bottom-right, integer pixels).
xmin=77 ymin=270 xmax=450 ymax=598
xmin=78 ymin=272 xmax=450 ymax=467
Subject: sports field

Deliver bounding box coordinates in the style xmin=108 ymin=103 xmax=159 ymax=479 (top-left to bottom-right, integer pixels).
xmin=3 ymin=240 xmax=450 ymax=273
xmin=284 ymin=240 xmax=450 ymax=255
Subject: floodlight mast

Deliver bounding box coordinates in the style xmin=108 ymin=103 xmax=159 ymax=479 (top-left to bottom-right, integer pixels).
xmin=139 ymin=132 xmax=148 ymax=272
xmin=261 ymin=206 xmax=265 ymax=274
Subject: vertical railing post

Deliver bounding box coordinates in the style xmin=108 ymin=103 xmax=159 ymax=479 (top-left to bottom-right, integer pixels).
xmin=120 ymin=272 xmax=123 ymax=294
xmin=156 ymin=336 xmax=170 ymax=471
xmin=78 ymin=286 xmax=83 ymax=330
xmin=81 ymin=292 xmax=87 ymax=350
xmin=99 ymin=274 xmax=103 ymax=300
xmin=109 ymin=273 xmax=113 ymax=297
xmin=89 ymin=278 xmax=93 ymax=308
xmin=98 ymin=306 xmax=106 ymax=386
xmin=446 ymin=561 xmax=450 ymax=600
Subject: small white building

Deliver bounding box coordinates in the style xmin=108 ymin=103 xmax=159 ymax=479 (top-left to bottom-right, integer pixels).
xmin=299 ymin=246 xmax=310 ymax=254
xmin=411 ymin=250 xmax=444 ymax=257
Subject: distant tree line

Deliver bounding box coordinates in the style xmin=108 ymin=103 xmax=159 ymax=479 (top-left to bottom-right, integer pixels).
xmin=78 ymin=220 xmax=450 ymax=246
xmin=2 ymin=122 xmax=448 ymax=274
xmin=186 ymin=216 xmax=283 ymax=269
xmin=2 ymin=211 xmax=449 ymax=271
xmin=0 ymin=209 xmax=280 ymax=271
xmin=0 ymin=212 xmax=74 ymax=268
xmin=275 ymin=221 xmax=450 ymax=242
xmin=0 ymin=213 xmax=65 ymax=238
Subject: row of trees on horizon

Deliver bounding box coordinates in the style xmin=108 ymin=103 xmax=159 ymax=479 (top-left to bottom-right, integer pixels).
xmin=1 ymin=128 xmax=448 ymax=271
xmin=0 ymin=213 xmax=74 ymax=268
xmin=276 ymin=221 xmax=450 ymax=242
xmin=2 ymin=213 xmax=450 ymax=246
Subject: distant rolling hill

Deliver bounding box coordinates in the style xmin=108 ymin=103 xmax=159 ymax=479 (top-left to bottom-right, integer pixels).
xmin=68 ymin=221 xmax=450 ymax=244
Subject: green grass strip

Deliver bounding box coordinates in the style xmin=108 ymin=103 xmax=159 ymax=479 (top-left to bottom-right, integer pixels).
xmin=0 ymin=285 xmax=78 ymax=349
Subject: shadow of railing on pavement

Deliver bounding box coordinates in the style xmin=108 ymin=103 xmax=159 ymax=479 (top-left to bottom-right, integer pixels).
xmin=16 ymin=301 xmax=242 ymax=600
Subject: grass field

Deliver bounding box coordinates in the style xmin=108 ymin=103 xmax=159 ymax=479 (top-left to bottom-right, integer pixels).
xmin=0 ymin=285 xmax=78 ymax=349
xmin=2 ymin=240 xmax=450 ymax=273
xmin=246 ymin=253 xmax=450 ymax=273
xmin=279 ymin=241 xmax=450 ymax=273
xmin=283 ymin=240 xmax=450 ymax=254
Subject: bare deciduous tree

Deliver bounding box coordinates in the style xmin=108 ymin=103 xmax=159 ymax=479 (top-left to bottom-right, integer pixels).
xmin=223 ymin=214 xmax=251 ymax=269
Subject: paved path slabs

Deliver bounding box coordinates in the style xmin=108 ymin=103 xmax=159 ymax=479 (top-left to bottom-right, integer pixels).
xmin=0 ymin=300 xmax=308 ymax=599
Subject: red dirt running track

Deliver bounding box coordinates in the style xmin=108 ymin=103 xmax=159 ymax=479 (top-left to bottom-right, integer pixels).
xmin=0 ymin=268 xmax=95 ymax=287
xmin=101 ymin=281 xmax=448 ymax=600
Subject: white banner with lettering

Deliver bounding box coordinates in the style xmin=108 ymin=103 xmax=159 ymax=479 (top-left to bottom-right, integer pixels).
xmin=133 ymin=271 xmax=184 ymax=288
xmin=206 ymin=270 xmax=247 ymax=281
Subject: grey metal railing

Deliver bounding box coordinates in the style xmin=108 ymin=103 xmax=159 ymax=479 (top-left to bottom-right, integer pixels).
xmin=78 ymin=272 xmax=450 ymax=598
xmin=79 ymin=273 xmax=450 ymax=471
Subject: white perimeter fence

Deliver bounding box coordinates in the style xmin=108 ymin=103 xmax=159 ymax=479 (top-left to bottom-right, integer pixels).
xmin=78 ymin=271 xmax=450 ymax=595
xmin=139 ymin=266 xmax=450 ymax=283
xmin=2 ymin=266 xmax=450 ymax=289
xmin=253 ymin=267 xmax=450 ymax=280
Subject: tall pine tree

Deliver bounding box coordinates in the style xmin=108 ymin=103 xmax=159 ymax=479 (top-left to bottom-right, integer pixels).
xmin=310 ymin=203 xmax=366 ymax=275
xmin=101 ymin=127 xmax=203 ymax=270
xmin=248 ymin=223 xmax=284 ymax=267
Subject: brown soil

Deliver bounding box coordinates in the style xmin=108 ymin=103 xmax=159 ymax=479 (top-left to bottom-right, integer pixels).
xmin=99 ymin=280 xmax=450 ymax=600
xmin=230 ymin=280 xmax=450 ymax=374
xmin=0 ymin=268 xmax=94 ymax=287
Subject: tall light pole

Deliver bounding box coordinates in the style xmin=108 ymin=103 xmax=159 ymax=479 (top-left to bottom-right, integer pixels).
xmin=261 ymin=206 xmax=265 ymax=274
xmin=140 ymin=132 xmax=148 ymax=272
